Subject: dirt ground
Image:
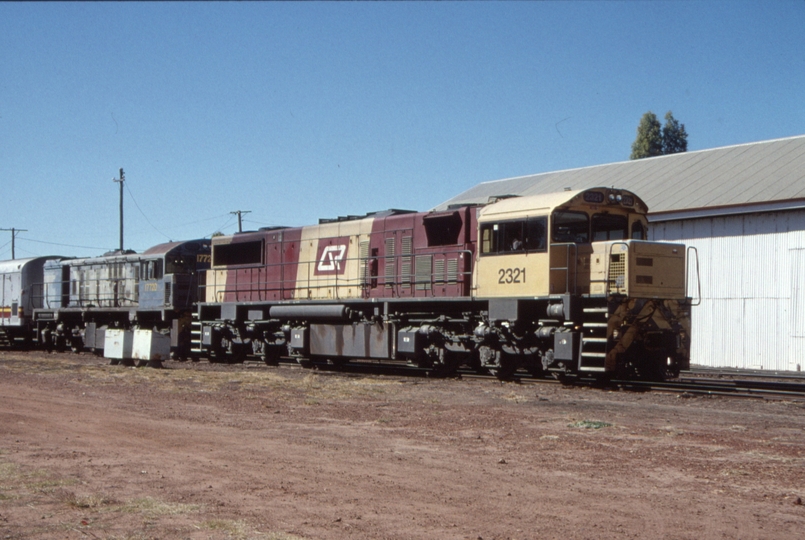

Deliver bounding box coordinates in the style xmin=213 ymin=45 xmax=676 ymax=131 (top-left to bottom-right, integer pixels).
xmin=0 ymin=351 xmax=804 ymax=540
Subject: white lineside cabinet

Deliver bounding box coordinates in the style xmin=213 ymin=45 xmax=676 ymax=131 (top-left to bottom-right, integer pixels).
xmin=104 ymin=329 xmax=134 ymax=360
xmin=132 ymin=329 xmax=171 ymax=362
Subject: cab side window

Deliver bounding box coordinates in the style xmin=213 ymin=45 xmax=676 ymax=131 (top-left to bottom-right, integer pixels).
xmin=480 ymin=217 xmax=547 ymax=255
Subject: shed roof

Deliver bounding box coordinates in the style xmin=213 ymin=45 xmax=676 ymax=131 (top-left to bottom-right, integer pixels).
xmin=433 ymin=135 xmax=805 ymax=221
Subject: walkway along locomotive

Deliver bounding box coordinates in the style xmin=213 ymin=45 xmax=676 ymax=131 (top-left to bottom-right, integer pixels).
xmin=196 ymin=187 xmax=697 ymax=380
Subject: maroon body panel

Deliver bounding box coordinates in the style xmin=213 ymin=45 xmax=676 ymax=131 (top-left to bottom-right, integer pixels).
xmin=365 ymin=207 xmax=477 ymax=300
xmin=211 ymin=206 xmax=478 ymax=305
xmin=219 ymin=227 xmax=303 ymax=303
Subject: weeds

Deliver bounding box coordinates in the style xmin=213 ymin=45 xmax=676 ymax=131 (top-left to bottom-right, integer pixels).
xmin=569 ymin=420 xmax=613 ymax=429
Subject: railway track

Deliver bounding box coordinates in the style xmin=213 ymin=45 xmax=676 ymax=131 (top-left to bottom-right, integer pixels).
xmin=256 ymin=358 xmax=805 ymax=400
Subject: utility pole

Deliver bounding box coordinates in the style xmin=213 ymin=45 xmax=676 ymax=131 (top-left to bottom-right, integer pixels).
xmin=0 ymin=228 xmax=27 ymax=260
xmin=230 ymin=210 xmax=251 ymax=233
xmin=113 ymin=168 xmax=125 ymax=252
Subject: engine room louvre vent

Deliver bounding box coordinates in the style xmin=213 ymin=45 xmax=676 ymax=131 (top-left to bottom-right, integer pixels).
xmin=359 ymin=241 xmax=369 ymax=282
xmin=385 ymin=238 xmax=395 ymax=289
xmin=415 ymin=255 xmax=432 ymax=290
xmin=447 ymin=259 xmax=459 ymax=283
xmin=401 ymin=236 xmax=412 ymax=288
xmin=636 ymin=257 xmax=654 ymax=267
xmin=434 ymin=259 xmax=445 ymax=284
xmin=164 ymin=281 xmax=172 ymax=306
xmin=401 ymin=260 xmax=412 ymax=288
xmin=402 ymin=236 xmax=412 ymax=256
xmin=636 ymin=275 xmax=654 ymax=284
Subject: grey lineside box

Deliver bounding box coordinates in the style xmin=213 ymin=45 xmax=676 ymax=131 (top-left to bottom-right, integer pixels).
xmin=132 ymin=329 xmax=171 ymax=362
xmin=104 ymin=329 xmax=134 ymax=360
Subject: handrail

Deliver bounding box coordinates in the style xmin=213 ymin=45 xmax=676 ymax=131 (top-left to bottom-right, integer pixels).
xmin=203 ymin=248 xmax=475 ymax=303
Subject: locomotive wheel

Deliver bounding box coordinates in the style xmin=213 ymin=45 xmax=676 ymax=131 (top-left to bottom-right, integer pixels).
xmin=488 ymin=365 xmax=516 ymax=380
xmin=430 ymin=348 xmax=460 ymax=378
xmin=296 ymin=357 xmax=313 ymax=369
xmin=261 ymin=354 xmax=280 ymax=367
xmin=228 ymin=343 xmax=248 ymax=364
xmin=618 ymin=346 xmax=667 ymax=382
xmin=259 ymin=343 xmax=282 ymax=366
xmin=552 ymin=372 xmax=573 ymax=385
xmin=527 ymin=364 xmax=545 ymax=378
xmin=323 ymin=357 xmax=346 ymax=370
xmin=489 ymin=352 xmax=517 ymax=380
xmin=209 ymin=345 xmax=227 ymax=363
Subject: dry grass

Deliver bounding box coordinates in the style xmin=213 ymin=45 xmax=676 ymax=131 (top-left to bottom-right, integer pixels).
xmin=116 ymin=495 xmax=202 ymax=517
xmin=503 ymin=391 xmax=529 ymax=403
xmin=568 ymin=419 xmax=613 ymax=429
xmin=201 ymin=519 xmax=310 ymax=540
xmin=0 ymin=352 xmax=401 ymax=403
xmin=0 ymin=459 xmax=76 ymax=497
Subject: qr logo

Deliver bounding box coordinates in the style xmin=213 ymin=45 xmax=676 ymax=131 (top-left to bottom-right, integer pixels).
xmin=317 ymin=245 xmax=347 ymax=272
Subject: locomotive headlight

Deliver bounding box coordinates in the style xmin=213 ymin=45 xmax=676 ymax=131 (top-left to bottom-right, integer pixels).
xmin=616 ymin=194 xmax=623 ymax=202
xmin=608 ymin=193 xmax=616 ymax=202
xmin=612 ymin=328 xmax=620 ymax=339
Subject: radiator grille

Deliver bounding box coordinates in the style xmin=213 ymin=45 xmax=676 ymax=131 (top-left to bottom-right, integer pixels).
xmin=359 ymin=240 xmax=369 ymax=283
xmin=434 ymin=259 xmax=445 ymax=284
xmin=385 ymin=238 xmax=395 ymax=289
xmin=609 ymin=253 xmax=626 ymax=290
xmin=447 ymin=259 xmax=459 ymax=283
xmin=401 ymin=236 xmax=412 ymax=288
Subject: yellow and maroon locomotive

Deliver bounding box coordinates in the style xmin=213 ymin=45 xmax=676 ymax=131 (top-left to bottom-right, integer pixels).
xmin=197 ymin=187 xmax=692 ymax=380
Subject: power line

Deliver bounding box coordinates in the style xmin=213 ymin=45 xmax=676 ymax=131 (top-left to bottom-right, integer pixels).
xmin=124 ymin=182 xmax=172 ymax=241
xmin=230 ymin=210 xmax=251 ymax=233
xmin=16 ymin=235 xmax=113 ymax=251
xmin=208 ymin=215 xmax=236 ymax=238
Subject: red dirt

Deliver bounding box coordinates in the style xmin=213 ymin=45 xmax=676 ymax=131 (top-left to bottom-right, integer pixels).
xmin=1 ymin=350 xmax=804 ymax=539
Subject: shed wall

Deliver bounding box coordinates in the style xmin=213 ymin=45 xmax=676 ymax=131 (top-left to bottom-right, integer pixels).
xmin=651 ymin=210 xmax=805 ymax=371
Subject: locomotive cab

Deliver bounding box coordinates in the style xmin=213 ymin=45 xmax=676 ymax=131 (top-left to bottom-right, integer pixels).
xmin=475 ymin=187 xmax=691 ymax=380
xmin=138 ymin=240 xmax=211 ymax=312
xmin=475 ymin=188 xmax=650 ymax=298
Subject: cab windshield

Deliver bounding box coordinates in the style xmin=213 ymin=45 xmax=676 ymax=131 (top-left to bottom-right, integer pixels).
xmin=552 ymin=211 xmax=589 ymax=243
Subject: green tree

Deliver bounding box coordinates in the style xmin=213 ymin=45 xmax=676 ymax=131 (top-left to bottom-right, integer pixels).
xmin=662 ymin=111 xmax=688 ymax=155
xmin=630 ymin=112 xmax=663 ymax=159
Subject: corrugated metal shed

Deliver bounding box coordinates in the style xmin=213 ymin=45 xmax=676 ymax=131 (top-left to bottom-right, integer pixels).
xmin=434 ymin=134 xmax=805 ymax=372
xmin=434 ymin=135 xmax=805 ymax=218
xmin=653 ymin=210 xmax=805 ymax=371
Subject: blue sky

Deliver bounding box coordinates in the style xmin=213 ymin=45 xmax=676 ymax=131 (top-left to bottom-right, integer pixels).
xmin=1 ymin=1 xmax=803 ymax=258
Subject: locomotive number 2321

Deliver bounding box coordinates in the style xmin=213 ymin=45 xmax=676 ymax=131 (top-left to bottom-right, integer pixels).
xmin=498 ymin=268 xmax=526 ymax=284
